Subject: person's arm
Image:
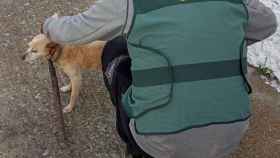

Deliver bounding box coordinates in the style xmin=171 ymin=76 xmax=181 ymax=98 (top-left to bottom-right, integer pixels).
xmin=245 ymin=0 xmax=278 ymax=45
xmin=43 ymin=0 xmax=127 ymax=45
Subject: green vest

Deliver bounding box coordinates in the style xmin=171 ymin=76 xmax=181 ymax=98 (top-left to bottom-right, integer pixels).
xmin=122 ymin=0 xmax=251 ymax=134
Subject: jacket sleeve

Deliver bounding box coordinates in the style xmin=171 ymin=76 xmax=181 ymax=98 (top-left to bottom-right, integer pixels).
xmin=43 ymin=0 xmax=127 ymax=45
xmin=245 ymin=0 xmax=278 ymax=45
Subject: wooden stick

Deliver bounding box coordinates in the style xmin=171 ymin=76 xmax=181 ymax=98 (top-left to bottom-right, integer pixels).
xmin=48 ymin=60 xmax=66 ymax=141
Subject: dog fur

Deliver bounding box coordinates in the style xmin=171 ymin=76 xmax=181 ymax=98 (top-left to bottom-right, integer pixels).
xmin=23 ymin=34 xmax=106 ymax=113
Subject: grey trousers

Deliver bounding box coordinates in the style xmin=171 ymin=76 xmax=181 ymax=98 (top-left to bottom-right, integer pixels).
xmin=130 ymin=120 xmax=249 ymax=158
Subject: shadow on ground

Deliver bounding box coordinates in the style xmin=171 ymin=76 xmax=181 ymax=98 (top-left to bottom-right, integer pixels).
xmin=0 ymin=0 xmax=279 ymax=158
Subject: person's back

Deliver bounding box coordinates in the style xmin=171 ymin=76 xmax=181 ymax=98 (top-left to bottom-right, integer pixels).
xmin=123 ymin=0 xmax=251 ymax=134
xmin=43 ymin=0 xmax=278 ymax=157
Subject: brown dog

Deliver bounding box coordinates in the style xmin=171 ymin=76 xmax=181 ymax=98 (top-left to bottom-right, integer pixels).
xmin=22 ymin=34 xmax=106 ymax=113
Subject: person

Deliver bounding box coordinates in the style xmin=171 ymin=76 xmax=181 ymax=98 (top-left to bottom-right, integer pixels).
xmin=43 ymin=0 xmax=278 ymax=158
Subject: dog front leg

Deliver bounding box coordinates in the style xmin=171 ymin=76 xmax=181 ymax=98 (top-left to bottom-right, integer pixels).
xmin=63 ymin=72 xmax=82 ymax=113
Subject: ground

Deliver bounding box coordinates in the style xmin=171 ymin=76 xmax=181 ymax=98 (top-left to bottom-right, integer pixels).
xmin=0 ymin=0 xmax=279 ymax=158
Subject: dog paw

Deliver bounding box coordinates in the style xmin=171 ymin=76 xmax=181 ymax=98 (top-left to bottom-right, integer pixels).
xmin=63 ymin=105 xmax=74 ymax=113
xmin=60 ymin=85 xmax=71 ymax=93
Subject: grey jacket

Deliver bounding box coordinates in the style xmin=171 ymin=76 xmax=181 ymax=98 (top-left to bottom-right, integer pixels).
xmin=43 ymin=0 xmax=278 ymax=45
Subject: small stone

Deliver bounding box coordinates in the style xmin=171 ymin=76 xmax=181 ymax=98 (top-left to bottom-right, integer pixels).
xmin=42 ymin=149 xmax=49 ymax=156
xmin=3 ymin=33 xmax=10 ymax=36
xmin=260 ymin=75 xmax=267 ymax=80
xmin=24 ymin=3 xmax=30 ymax=6
xmin=35 ymin=93 xmax=41 ymax=99
xmin=20 ymin=20 xmax=26 ymax=25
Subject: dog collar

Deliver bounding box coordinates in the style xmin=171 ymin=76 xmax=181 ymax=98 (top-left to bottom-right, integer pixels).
xmin=47 ymin=46 xmax=63 ymax=62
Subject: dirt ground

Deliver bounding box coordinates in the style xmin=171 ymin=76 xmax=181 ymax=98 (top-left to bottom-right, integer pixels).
xmin=0 ymin=0 xmax=279 ymax=158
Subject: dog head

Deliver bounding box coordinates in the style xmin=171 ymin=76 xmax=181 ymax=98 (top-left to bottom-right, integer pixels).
xmin=22 ymin=34 xmax=60 ymax=63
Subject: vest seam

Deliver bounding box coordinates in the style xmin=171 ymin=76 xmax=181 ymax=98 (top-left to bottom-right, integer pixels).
xmin=125 ymin=42 xmax=174 ymax=118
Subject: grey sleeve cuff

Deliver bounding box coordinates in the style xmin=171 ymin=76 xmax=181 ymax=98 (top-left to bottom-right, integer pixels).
xmin=245 ymin=0 xmax=278 ymax=45
xmin=43 ymin=0 xmax=127 ymax=45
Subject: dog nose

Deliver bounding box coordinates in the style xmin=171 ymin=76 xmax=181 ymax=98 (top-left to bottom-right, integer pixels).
xmin=21 ymin=54 xmax=26 ymax=61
